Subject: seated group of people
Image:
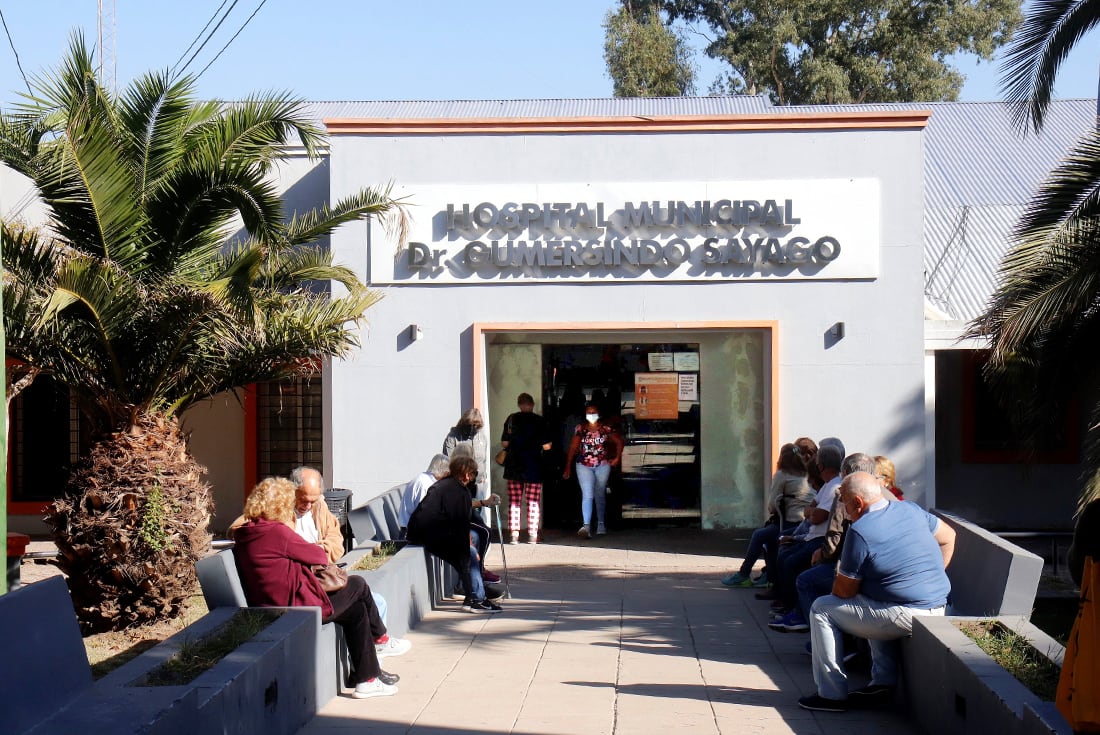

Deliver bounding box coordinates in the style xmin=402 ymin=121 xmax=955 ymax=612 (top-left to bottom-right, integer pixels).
xmin=403 ymin=454 xmax=507 ymax=613
xmin=229 ymin=467 xmax=412 ymax=700
xmin=722 ymin=437 xmax=955 ymax=713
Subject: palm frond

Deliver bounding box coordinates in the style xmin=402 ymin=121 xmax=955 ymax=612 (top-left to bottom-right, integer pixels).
xmin=282 ymin=185 xmax=408 ymax=247
xmin=1014 ymin=129 xmax=1100 ymax=242
xmin=1000 ymin=0 xmax=1100 ymax=132
xmin=259 ymin=245 xmax=363 ymax=292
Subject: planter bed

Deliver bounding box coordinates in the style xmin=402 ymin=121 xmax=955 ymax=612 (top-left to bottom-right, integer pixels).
xmin=903 ymin=614 xmax=1070 ymax=735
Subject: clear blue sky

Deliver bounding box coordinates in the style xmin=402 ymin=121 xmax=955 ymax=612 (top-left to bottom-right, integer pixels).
xmin=0 ymin=1 xmax=1097 ymax=107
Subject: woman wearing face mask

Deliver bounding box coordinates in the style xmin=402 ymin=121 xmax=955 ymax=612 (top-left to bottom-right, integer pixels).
xmin=563 ymin=402 xmax=623 ymax=538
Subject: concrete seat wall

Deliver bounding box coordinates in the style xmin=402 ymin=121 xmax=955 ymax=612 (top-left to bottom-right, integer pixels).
xmin=934 ymin=510 xmax=1044 ymax=616
xmin=0 ymin=576 xmax=93 ymax=734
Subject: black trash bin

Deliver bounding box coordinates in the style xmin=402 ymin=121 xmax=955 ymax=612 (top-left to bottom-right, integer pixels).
xmin=324 ymin=488 xmax=354 ymax=556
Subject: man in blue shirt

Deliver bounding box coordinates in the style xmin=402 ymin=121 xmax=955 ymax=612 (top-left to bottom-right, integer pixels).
xmin=798 ymin=471 xmax=956 ymax=712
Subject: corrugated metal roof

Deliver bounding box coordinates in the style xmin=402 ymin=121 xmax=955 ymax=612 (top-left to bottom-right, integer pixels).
xmin=302 ymin=95 xmax=1096 ymax=323
xmin=305 ymin=96 xmax=774 ymax=120
xmin=918 ymin=100 xmax=1095 ymax=321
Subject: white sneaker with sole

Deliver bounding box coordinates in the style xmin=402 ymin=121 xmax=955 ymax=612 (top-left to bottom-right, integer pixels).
xmin=353 ymin=678 xmax=398 ymax=699
xmin=375 ymin=636 xmax=412 ymax=658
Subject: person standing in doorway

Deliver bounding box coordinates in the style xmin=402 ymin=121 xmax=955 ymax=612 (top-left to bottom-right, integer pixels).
xmin=501 ymin=393 xmax=553 ymax=544
xmin=564 ymin=402 xmax=623 ymax=538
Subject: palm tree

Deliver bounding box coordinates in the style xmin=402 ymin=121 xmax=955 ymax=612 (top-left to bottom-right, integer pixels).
xmin=968 ymin=1 xmax=1100 ymax=508
xmin=0 ymin=35 xmax=403 ymax=631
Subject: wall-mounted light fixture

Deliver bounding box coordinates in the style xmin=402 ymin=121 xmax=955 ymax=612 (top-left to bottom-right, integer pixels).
xmin=829 ymin=322 xmax=845 ymax=339
xmin=408 ymin=324 xmax=424 ymax=342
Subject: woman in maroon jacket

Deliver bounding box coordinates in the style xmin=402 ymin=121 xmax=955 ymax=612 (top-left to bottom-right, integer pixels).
xmin=232 ymin=477 xmax=398 ymax=699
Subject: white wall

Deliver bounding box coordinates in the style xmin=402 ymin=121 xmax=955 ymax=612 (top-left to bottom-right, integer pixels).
xmin=323 ymin=122 xmax=928 ymax=517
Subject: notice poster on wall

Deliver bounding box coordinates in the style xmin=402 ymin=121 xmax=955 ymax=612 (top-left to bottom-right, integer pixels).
xmin=635 ymin=373 xmax=679 ymax=419
xmin=678 ymin=374 xmax=698 ymax=401
xmin=647 ymin=353 xmax=675 ymax=371
xmin=673 ymin=352 xmax=699 ymax=371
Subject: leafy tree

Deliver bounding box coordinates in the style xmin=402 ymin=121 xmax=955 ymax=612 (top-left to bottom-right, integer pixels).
xmin=968 ymin=1 xmax=1100 ymax=508
xmin=0 ymin=35 xmax=403 ymax=631
xmin=604 ymin=3 xmax=696 ymax=96
xmin=618 ymin=0 xmax=1021 ymax=104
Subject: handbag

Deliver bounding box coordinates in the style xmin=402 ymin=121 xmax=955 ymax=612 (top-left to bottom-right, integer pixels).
xmin=312 ymin=563 xmax=348 ymax=593
xmin=495 ymin=448 xmax=508 ymax=466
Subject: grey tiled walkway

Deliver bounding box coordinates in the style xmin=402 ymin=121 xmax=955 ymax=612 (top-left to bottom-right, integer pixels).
xmin=298 ymin=529 xmax=925 ymax=735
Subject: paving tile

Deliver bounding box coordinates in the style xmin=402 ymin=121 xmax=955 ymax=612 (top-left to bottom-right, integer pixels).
xmin=299 ymin=530 xmax=927 ymax=735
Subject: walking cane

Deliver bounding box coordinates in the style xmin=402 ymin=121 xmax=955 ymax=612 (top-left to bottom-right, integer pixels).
xmin=492 ymin=500 xmax=512 ymax=599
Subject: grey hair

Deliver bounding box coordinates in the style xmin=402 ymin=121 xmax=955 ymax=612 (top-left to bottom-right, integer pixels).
xmin=842 ymin=471 xmax=884 ymax=502
xmin=817 ymin=444 xmax=843 ymax=472
xmin=289 ymin=466 xmax=323 ymax=486
xmin=426 ymin=453 xmax=450 ymax=478
xmin=841 ymin=453 xmax=876 ymax=477
xmin=818 ymin=436 xmax=846 ymax=458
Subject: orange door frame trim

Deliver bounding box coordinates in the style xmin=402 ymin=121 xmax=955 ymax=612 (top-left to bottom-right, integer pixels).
xmin=471 ymin=320 xmax=780 ymax=476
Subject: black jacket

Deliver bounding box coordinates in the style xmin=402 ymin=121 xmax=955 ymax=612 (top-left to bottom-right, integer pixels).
xmin=406 ymin=476 xmax=471 ymax=560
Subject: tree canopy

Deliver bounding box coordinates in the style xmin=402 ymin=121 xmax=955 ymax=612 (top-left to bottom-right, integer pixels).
xmin=604 ymin=4 xmax=696 ymax=97
xmin=0 ymin=34 xmax=405 ymax=630
xmin=606 ymin=0 xmax=1021 ymax=104
xmin=0 ymin=34 xmax=401 ymax=436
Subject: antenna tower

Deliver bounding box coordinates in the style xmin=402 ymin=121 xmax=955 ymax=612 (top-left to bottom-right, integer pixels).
xmin=97 ymin=0 xmax=116 ymax=93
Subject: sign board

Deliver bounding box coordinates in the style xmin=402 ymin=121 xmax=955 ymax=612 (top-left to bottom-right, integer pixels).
xmin=635 ymin=373 xmax=679 ymax=420
xmin=368 ymin=179 xmax=881 ymax=284
xmin=674 ymin=352 xmax=699 ymax=371
xmin=678 ymin=374 xmax=698 ymax=402
xmin=648 ymin=353 xmax=674 ymax=372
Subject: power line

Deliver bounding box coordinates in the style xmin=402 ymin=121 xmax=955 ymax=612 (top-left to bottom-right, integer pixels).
xmin=173 ymin=0 xmax=241 ymax=80
xmin=194 ymin=0 xmax=270 ymax=83
xmin=0 ymin=6 xmax=31 ymax=96
xmin=170 ymin=0 xmax=231 ymax=79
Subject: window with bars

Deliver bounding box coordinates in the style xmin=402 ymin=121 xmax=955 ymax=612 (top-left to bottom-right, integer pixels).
xmin=9 ymin=375 xmax=87 ymax=503
xmin=256 ymin=375 xmax=324 ymax=480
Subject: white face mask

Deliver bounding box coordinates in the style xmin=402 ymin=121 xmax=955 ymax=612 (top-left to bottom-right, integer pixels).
xmin=586 ymin=414 xmax=599 ymax=423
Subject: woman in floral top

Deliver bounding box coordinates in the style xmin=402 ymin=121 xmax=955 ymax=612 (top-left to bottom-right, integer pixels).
xmin=563 ymin=402 xmax=623 ymax=538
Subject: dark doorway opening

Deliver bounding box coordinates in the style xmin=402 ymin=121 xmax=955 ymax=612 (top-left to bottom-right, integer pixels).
xmin=539 ymin=343 xmax=701 ymax=529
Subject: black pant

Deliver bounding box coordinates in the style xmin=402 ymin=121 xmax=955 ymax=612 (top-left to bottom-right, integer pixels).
xmin=325 ymin=575 xmax=387 ymax=684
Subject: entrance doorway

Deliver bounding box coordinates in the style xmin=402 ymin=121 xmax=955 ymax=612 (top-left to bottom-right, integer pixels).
xmin=540 ymin=343 xmax=701 ymax=528
xmin=480 ymin=322 xmax=775 ymax=531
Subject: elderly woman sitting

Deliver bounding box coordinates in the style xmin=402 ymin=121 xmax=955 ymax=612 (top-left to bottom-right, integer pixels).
xmin=232 ymin=477 xmax=399 ymax=699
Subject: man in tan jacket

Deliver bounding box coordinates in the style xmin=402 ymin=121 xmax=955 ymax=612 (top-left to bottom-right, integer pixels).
xmin=228 ymin=466 xmax=343 ymax=562
xmin=288 ymin=466 xmax=346 ymax=563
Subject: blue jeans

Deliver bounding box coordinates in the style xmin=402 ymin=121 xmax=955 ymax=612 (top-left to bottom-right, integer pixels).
xmin=467 ymin=543 xmax=486 ymax=600
xmin=796 ymin=562 xmax=836 ymax=621
xmin=371 ymin=592 xmax=388 ymax=626
xmin=576 ymin=462 xmax=611 ymax=527
xmin=775 ymin=536 xmax=824 ymax=608
xmin=810 ymin=594 xmax=945 ymax=700
xmin=740 ymin=520 xmax=799 ymax=576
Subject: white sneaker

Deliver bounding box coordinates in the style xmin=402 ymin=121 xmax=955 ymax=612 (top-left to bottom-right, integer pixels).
xmin=509 ymin=532 xmax=520 ymax=545
xmin=375 ymin=636 xmax=412 ymax=658
xmin=353 ymin=678 xmax=398 ymax=698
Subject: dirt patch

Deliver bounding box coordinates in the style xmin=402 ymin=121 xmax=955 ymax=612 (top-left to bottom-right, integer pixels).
xmin=20 ymin=557 xmax=209 ymax=679
xmin=85 ymin=592 xmax=210 ymax=678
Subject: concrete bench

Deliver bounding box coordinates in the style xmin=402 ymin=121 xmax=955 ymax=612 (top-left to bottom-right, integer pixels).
xmin=935 ymin=510 xmax=1044 ymax=616
xmin=363 ymin=495 xmax=402 ymax=542
xmin=29 ymin=607 xmax=319 ymax=735
xmin=0 ymin=576 xmax=93 ymax=734
xmin=195 ymin=549 xmax=349 ymax=704
xmin=195 ymin=541 xmax=450 ymax=705
xmin=898 ymin=510 xmax=1053 ymax=734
